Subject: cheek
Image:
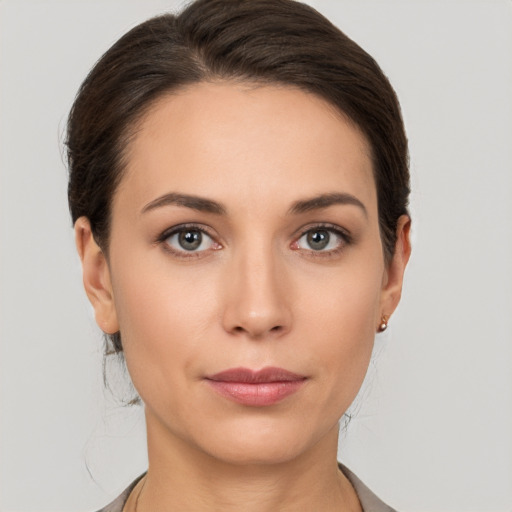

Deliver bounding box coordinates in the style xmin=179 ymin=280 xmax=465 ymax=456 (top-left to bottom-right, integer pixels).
xmin=109 ymin=254 xmax=221 ymax=388
xmin=295 ymin=259 xmax=383 ymax=401
xmin=297 ymin=248 xmax=383 ymax=337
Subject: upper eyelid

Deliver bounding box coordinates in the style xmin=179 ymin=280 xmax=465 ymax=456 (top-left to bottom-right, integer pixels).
xmin=293 ymin=224 xmax=353 ymax=256
xmin=295 ymin=222 xmax=352 ymax=240
xmin=155 ymin=222 xmax=352 ymax=248
xmin=157 ymin=225 xmax=219 ymax=257
xmin=157 ymin=223 xmax=217 ymax=242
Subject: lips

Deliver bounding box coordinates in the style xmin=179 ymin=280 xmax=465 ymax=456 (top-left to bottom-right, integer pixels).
xmin=205 ymin=367 xmax=307 ymax=406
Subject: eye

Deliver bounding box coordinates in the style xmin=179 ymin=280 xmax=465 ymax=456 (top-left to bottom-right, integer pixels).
xmin=293 ymin=226 xmax=350 ymax=254
xmin=162 ymin=226 xmax=219 ymax=254
xmin=303 ymin=229 xmax=332 ymax=251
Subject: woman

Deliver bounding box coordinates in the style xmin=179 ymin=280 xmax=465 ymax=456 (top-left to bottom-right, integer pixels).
xmin=67 ymin=0 xmax=411 ymax=510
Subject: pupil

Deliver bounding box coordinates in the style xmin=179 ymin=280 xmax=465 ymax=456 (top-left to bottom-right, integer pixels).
xmin=179 ymin=230 xmax=202 ymax=250
xmin=307 ymin=230 xmax=329 ymax=250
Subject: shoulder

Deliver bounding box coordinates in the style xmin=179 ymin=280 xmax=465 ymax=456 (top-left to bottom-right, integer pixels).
xmin=339 ymin=463 xmax=397 ymax=512
xmin=94 ymin=474 xmax=145 ymax=512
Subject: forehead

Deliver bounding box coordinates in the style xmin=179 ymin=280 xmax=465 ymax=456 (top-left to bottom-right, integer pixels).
xmin=116 ymin=81 xmax=376 ymax=217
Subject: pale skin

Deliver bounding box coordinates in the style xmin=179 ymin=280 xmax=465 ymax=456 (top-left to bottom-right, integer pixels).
xmin=75 ymin=82 xmax=411 ymax=512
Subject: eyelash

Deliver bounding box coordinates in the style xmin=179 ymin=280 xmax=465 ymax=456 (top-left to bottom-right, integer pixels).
xmin=292 ymin=223 xmax=353 ymax=258
xmin=156 ymin=223 xmax=221 ymax=259
xmin=155 ymin=223 xmax=352 ymax=259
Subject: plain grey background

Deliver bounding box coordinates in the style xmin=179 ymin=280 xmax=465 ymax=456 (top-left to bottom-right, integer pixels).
xmin=1 ymin=1 xmax=511 ymax=511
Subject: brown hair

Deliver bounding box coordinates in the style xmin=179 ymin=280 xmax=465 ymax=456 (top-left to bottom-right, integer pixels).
xmin=67 ymin=0 xmax=410 ymax=353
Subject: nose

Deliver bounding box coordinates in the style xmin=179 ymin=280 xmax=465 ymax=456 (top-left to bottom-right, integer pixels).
xmin=221 ymin=244 xmax=292 ymax=340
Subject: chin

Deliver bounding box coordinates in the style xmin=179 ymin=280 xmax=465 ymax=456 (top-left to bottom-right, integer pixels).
xmin=192 ymin=416 xmax=331 ymax=467
xmin=205 ymin=439 xmax=308 ymax=467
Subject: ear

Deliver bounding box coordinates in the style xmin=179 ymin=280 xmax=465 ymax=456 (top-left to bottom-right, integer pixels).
xmin=74 ymin=217 xmax=119 ymax=334
xmin=378 ymin=215 xmax=412 ymax=328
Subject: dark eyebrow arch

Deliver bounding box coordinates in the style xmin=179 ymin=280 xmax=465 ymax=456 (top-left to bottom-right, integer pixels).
xmin=289 ymin=193 xmax=367 ymax=217
xmin=141 ymin=192 xmax=227 ymax=215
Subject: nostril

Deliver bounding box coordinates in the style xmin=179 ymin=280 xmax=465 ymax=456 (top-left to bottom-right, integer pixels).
xmin=230 ymin=324 xmax=284 ymax=336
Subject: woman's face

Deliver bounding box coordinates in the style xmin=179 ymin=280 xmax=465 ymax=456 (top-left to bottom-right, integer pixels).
xmin=78 ymin=82 xmax=409 ymax=465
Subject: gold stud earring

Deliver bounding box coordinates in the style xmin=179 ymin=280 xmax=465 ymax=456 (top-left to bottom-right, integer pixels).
xmin=377 ymin=315 xmax=388 ymax=333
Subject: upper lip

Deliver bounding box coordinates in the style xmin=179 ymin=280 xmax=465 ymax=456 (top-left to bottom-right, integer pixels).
xmin=206 ymin=366 xmax=306 ymax=383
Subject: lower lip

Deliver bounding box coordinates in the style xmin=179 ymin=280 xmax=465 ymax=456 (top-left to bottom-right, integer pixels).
xmin=206 ymin=380 xmax=305 ymax=406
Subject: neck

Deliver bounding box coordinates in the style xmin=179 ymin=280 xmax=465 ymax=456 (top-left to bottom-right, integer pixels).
xmin=134 ymin=409 xmax=362 ymax=512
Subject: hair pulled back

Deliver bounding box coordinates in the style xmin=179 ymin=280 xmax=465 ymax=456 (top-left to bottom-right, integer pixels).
xmin=67 ymin=0 xmax=410 ymax=353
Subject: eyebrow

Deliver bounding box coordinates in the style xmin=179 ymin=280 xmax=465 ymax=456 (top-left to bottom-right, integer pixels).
xmin=288 ymin=193 xmax=367 ymax=217
xmin=141 ymin=191 xmax=367 ymax=217
xmin=141 ymin=192 xmax=227 ymax=215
